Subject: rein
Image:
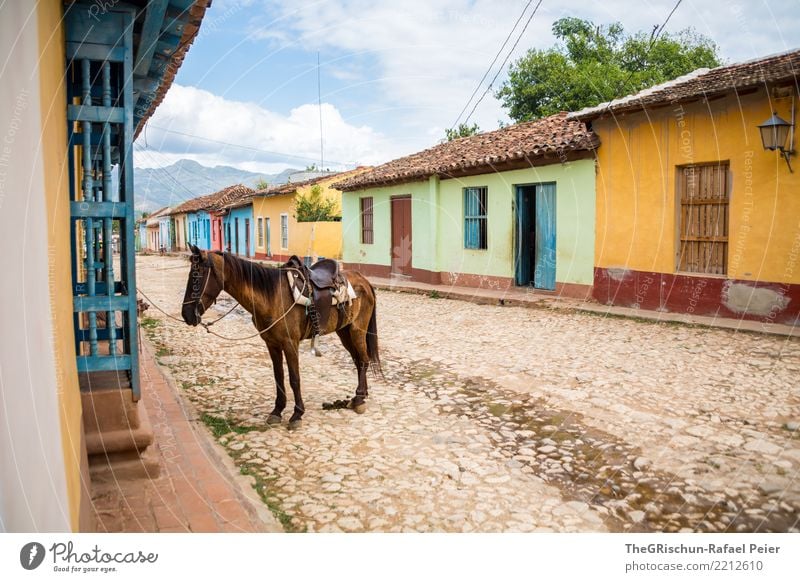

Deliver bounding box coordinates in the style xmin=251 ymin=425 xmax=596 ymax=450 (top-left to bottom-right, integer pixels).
xmin=136 ymin=265 xmax=308 ymax=342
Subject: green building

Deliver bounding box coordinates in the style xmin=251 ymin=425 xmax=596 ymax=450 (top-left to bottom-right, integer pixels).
xmin=334 ymin=113 xmax=599 ymax=298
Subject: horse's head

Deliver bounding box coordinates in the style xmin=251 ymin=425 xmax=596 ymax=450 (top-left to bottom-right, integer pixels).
xmin=181 ymin=245 xmax=223 ymax=326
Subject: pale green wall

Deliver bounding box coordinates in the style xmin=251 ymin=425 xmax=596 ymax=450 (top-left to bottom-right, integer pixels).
xmin=342 ymin=180 xmax=430 ymax=267
xmin=342 ymin=158 xmax=596 ymax=285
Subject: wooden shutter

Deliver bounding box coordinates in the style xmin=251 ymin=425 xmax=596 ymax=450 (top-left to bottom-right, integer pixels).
xmin=361 ymin=197 xmax=374 ymax=244
xmin=678 ymin=163 xmax=729 ymax=275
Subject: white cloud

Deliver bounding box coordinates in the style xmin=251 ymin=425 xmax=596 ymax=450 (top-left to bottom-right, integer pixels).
xmin=257 ymin=0 xmax=800 ymax=135
xmin=135 ymin=84 xmax=408 ymax=171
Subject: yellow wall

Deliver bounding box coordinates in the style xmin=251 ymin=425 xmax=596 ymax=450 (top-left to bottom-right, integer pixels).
xmin=252 ymin=175 xmax=355 ymax=260
xmin=39 ymin=0 xmax=84 ymax=531
xmin=252 ymin=193 xmax=343 ymax=259
xmin=593 ymin=87 xmax=800 ymax=283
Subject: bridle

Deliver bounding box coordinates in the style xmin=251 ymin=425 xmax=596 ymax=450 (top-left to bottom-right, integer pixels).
xmin=183 ymin=254 xmax=216 ymax=319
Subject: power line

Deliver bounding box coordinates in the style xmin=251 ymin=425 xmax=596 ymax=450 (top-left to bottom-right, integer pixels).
xmin=144 ymin=123 xmax=354 ymax=167
xmin=604 ymin=0 xmax=685 ymax=110
xmin=133 ymin=144 xmax=210 ymax=205
xmin=461 ymin=0 xmax=544 ymax=127
xmin=450 ymin=0 xmax=535 ymax=131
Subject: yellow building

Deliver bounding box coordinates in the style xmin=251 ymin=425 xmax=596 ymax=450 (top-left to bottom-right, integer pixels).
xmin=571 ymin=49 xmax=800 ymax=325
xmin=252 ymin=168 xmax=369 ymax=262
xmin=0 ymin=0 xmax=207 ymax=532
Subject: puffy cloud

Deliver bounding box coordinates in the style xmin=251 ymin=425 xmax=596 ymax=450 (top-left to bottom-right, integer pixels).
xmin=136 ymin=84 xmax=406 ymax=171
xmin=256 ymin=0 xmax=800 ymax=133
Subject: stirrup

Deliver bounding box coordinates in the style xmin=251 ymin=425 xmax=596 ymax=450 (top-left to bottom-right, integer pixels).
xmin=310 ymin=335 xmax=323 ymax=357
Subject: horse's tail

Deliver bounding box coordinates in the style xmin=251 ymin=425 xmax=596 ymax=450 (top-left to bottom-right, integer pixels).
xmin=366 ymin=282 xmax=383 ymax=378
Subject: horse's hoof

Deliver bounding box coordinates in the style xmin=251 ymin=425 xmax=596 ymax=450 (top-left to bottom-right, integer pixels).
xmin=353 ymin=403 xmax=367 ymax=414
xmin=267 ymin=414 xmax=282 ymax=425
xmin=288 ymin=419 xmax=303 ymax=431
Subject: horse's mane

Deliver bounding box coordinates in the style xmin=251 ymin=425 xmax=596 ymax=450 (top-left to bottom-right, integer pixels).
xmin=211 ymin=251 xmax=284 ymax=299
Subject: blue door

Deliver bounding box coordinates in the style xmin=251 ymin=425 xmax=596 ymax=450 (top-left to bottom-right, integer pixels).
xmin=534 ymin=183 xmax=556 ymax=290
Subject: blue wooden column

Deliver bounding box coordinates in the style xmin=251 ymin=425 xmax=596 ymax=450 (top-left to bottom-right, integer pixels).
xmin=66 ymin=8 xmax=140 ymax=399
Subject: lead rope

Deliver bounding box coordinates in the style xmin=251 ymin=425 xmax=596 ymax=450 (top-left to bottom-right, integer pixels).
xmin=199 ymin=274 xmax=307 ymax=341
xmin=135 ymin=268 xmax=308 ymax=342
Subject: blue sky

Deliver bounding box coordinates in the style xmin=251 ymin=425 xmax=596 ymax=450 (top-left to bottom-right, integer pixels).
xmin=135 ymin=0 xmax=800 ymax=174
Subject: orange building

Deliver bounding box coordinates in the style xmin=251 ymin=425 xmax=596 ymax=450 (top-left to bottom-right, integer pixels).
xmin=572 ymin=50 xmax=800 ymax=325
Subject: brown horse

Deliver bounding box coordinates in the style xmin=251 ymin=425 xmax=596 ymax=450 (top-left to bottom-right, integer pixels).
xmin=181 ymin=245 xmax=380 ymax=429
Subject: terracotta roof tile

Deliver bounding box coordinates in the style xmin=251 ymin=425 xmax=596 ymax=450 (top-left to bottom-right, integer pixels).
xmin=570 ymin=48 xmax=800 ymax=120
xmin=169 ymin=184 xmax=254 ymax=214
xmin=253 ymin=167 xmax=372 ymax=197
xmin=333 ymin=113 xmax=597 ymax=191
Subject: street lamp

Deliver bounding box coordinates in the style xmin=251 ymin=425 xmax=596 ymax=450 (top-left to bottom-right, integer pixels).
xmin=758 ymin=111 xmax=794 ymax=172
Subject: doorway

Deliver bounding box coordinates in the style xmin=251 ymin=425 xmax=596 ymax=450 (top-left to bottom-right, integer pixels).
xmin=515 ymin=183 xmax=556 ymax=290
xmin=390 ymin=195 xmax=412 ymax=276
xmin=245 ymin=218 xmax=250 ymax=258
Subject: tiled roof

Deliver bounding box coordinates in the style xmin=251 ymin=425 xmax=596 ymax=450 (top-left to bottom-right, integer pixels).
xmin=145 ymin=206 xmax=171 ymax=226
xmin=333 ymin=113 xmax=598 ymax=191
xmin=169 ymin=184 xmax=254 ymax=214
xmin=253 ymin=167 xmax=371 ymax=198
xmin=570 ymin=48 xmax=800 ymax=120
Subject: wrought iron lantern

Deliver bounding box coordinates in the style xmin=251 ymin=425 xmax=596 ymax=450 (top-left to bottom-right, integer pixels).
xmin=758 ymin=112 xmax=794 ymax=172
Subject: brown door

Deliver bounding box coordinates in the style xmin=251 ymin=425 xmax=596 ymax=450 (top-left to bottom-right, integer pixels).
xmin=391 ymin=196 xmax=412 ymax=276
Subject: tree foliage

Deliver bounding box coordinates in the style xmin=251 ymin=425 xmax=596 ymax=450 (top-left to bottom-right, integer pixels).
xmin=294 ymin=184 xmax=340 ymax=222
xmin=496 ymin=17 xmax=721 ymax=122
xmin=254 ymin=178 xmax=270 ymax=190
xmin=444 ymin=122 xmax=481 ymax=141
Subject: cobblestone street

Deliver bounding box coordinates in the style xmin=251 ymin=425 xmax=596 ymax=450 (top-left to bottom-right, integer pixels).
xmin=137 ymin=255 xmax=800 ymax=533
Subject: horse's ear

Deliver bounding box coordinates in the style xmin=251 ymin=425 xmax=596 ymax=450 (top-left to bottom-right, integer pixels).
xmin=190 ymin=244 xmax=199 ymax=255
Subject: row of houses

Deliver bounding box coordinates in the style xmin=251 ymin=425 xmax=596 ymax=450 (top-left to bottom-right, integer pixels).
xmin=136 ymin=169 xmax=366 ymax=260
xmin=334 ymin=49 xmax=800 ymax=326
xmin=141 ymin=48 xmax=799 ymax=327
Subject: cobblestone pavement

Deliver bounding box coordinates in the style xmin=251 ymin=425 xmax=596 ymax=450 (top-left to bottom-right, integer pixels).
xmin=137 ymin=255 xmax=800 ymax=532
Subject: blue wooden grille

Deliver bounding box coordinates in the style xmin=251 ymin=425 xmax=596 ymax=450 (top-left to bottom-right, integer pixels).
xmin=66 ymin=8 xmax=140 ymax=399
xmin=464 ymin=187 xmax=488 ymax=250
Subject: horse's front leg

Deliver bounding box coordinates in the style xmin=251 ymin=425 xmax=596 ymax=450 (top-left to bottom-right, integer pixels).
xmin=284 ymin=341 xmax=305 ymax=430
xmin=266 ymin=344 xmax=287 ymax=425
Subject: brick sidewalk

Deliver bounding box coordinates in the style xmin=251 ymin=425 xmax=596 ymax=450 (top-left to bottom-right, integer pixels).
xmin=90 ymin=341 xmax=281 ymax=533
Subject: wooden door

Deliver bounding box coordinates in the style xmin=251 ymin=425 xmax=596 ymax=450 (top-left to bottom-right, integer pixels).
xmin=245 ymin=218 xmax=250 ymax=257
xmin=265 ymin=218 xmax=271 ymax=256
xmin=677 ymin=163 xmax=729 ymax=274
xmin=391 ymin=196 xmax=412 ymax=276
xmin=534 ymin=183 xmax=556 ymax=290
xmin=235 ymin=217 xmax=240 ymax=255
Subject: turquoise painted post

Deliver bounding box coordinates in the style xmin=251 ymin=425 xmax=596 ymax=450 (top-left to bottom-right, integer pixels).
xmin=102 ymin=61 xmax=116 ymax=355
xmin=81 ymin=58 xmax=99 ymax=357
xmin=534 ymin=183 xmax=557 ymax=290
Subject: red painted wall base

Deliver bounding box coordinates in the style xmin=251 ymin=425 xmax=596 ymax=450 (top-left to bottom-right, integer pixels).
xmin=593 ymin=267 xmax=800 ymax=326
xmin=341 ymin=262 xmax=593 ymax=300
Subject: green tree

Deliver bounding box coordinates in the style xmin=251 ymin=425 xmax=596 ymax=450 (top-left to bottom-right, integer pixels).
xmin=444 ymin=122 xmax=481 ymax=141
xmin=294 ymin=184 xmax=340 ymax=222
xmin=255 ymin=178 xmax=270 ymax=190
xmin=496 ymin=17 xmax=721 ymax=122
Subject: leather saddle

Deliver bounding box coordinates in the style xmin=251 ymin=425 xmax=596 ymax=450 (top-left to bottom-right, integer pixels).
xmin=284 ymin=255 xmax=346 ymax=339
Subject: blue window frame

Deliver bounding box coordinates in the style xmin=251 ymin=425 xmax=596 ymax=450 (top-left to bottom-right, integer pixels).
xmin=464 ymin=187 xmax=488 ymax=250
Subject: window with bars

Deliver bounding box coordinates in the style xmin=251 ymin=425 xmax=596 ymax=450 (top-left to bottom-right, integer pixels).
xmin=360 ymin=197 xmax=374 ymax=244
xmin=677 ymin=163 xmax=729 ymax=275
xmin=464 ymin=187 xmax=488 ymax=250
xmin=257 ymin=217 xmax=264 ymax=247
xmin=280 ymin=213 xmax=289 ymax=249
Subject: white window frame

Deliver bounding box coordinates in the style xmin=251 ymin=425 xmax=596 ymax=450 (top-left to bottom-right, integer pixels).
xmin=280 ymin=213 xmax=289 ymax=250
xmin=257 ymin=216 xmax=264 ymax=248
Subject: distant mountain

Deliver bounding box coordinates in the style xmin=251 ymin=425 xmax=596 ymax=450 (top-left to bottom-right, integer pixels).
xmin=134 ymin=159 xmax=301 ymax=212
